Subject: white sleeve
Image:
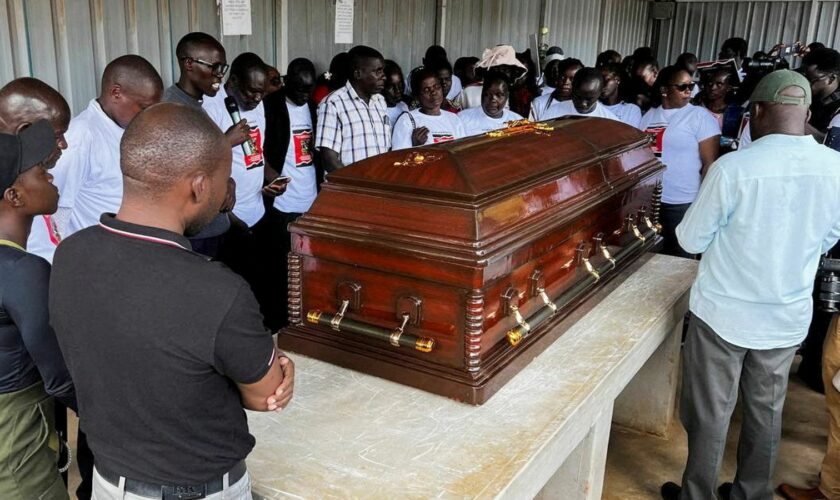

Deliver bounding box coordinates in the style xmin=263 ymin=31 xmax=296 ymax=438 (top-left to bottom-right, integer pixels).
xmin=50 ymin=127 xmax=92 ymax=211
xmin=696 ymin=107 xmax=722 ymax=142
xmin=507 ymin=110 xmax=524 ymax=121
xmin=628 ymin=105 xmax=643 ymax=129
xmin=529 ymin=101 xmax=540 ymax=121
xmin=453 ymin=114 xmax=466 ymax=139
xmin=391 ymin=114 xmax=414 ymax=151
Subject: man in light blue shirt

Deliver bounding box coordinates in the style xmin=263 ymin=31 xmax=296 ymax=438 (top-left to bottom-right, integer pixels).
xmin=660 ymin=71 xmax=840 ymax=500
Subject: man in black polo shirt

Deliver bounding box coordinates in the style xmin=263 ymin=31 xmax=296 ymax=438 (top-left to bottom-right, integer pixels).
xmin=50 ymin=103 xmax=294 ymax=500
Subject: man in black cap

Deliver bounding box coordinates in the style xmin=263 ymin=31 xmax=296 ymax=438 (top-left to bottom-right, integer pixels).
xmin=0 ymin=120 xmax=76 ymax=500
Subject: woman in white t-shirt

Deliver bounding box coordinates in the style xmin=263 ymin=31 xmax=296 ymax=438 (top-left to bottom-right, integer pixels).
xmin=459 ymin=72 xmax=523 ymax=137
xmin=640 ymin=65 xmax=720 ymax=258
xmin=392 ymin=68 xmax=465 ymax=150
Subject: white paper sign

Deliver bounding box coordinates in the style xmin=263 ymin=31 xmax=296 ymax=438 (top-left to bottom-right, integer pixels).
xmin=335 ymin=0 xmax=354 ymax=44
xmin=221 ymin=0 xmax=252 ymax=36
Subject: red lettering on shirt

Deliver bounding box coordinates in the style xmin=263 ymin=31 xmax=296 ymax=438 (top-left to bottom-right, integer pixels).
xmin=43 ymin=215 xmax=61 ymax=246
xmin=244 ymin=127 xmax=264 ymax=170
xmin=293 ymin=128 xmax=313 ymax=167
xmin=644 ymin=126 xmax=666 ymax=157
xmin=432 ymin=133 xmax=455 ymax=144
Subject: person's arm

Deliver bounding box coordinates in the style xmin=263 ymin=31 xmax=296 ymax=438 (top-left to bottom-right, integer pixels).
xmin=696 ymin=110 xmax=722 ymax=178
xmin=214 ymin=284 xmax=294 ymax=412
xmin=7 ymin=256 xmax=76 ymax=411
xmin=391 ymin=114 xmax=415 ymax=150
xmin=315 ymin=99 xmax=343 ymax=172
xmin=675 ymin=160 xmax=732 ymax=254
xmin=50 ymin=127 xmax=92 ymax=225
xmin=823 ymin=218 xmax=840 ymax=254
xmin=225 ymin=119 xmax=251 ymax=147
xmin=320 ymin=148 xmax=343 ymax=173
xmin=699 ymin=135 xmax=720 ymax=178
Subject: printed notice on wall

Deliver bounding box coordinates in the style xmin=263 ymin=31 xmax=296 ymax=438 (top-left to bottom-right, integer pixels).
xmin=334 ymin=0 xmax=354 ymax=44
xmin=220 ymin=0 xmax=252 ymax=36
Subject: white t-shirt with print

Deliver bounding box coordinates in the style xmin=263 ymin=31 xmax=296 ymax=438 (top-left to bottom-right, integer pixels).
xmin=391 ymin=109 xmax=466 ymax=150
xmin=48 ymin=99 xmax=124 ymax=237
xmin=458 ymin=107 xmax=523 ymax=137
xmin=26 ymin=216 xmax=61 ymax=263
xmin=640 ymin=104 xmax=721 ymax=204
xmin=603 ymin=102 xmax=643 ymax=129
xmin=274 ymin=100 xmax=317 ymax=214
xmin=385 ymin=102 xmax=409 ymax=129
xmin=203 ymin=87 xmax=267 ymax=227
xmin=530 ymin=97 xmax=620 ymax=122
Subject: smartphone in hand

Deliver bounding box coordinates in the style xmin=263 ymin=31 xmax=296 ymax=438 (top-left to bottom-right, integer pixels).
xmin=264 ymin=176 xmax=291 ymax=196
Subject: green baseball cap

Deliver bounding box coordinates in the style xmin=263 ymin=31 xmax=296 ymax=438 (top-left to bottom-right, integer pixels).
xmin=750 ymin=69 xmax=812 ymax=105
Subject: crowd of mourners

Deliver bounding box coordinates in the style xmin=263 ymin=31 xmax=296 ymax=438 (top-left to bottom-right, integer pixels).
xmin=1 ymin=28 xmax=840 ymax=500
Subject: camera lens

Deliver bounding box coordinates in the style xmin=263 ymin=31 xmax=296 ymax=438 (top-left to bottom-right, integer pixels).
xmin=818 ymin=273 xmax=840 ymax=313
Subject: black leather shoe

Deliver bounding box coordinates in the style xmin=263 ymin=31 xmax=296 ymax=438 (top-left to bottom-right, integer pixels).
xmin=661 ymin=481 xmax=682 ymax=500
xmin=718 ymin=482 xmax=733 ymax=500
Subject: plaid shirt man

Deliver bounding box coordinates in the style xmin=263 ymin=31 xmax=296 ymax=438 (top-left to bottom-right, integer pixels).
xmin=316 ymin=82 xmax=391 ymax=166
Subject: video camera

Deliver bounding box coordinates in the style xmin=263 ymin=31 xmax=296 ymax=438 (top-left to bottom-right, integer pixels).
xmin=817 ymin=253 xmax=840 ymax=313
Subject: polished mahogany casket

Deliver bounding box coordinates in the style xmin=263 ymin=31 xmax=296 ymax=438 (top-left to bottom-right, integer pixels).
xmin=279 ymin=118 xmax=665 ymax=404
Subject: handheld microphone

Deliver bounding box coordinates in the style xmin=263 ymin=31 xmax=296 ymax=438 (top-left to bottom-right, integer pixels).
xmin=224 ymin=96 xmax=256 ymax=156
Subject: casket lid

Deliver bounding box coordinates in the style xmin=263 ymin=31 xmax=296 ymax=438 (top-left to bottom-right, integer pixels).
xmin=326 ymin=117 xmax=650 ymax=203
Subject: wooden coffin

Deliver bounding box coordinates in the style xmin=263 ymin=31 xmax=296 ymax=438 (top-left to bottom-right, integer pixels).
xmin=279 ymin=118 xmax=664 ymax=404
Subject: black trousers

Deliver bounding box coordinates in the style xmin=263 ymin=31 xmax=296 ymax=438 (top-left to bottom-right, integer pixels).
xmin=55 ymin=403 xmax=93 ymax=500
xmin=218 ymin=208 xmax=301 ymax=333
xmin=659 ymin=202 xmax=696 ymax=259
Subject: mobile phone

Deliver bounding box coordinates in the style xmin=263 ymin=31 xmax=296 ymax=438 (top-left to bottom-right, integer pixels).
xmin=264 ymin=176 xmax=291 ymax=194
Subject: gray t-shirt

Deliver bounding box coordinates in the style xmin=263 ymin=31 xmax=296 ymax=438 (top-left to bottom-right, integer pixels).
xmin=162 ymin=84 xmax=231 ymax=239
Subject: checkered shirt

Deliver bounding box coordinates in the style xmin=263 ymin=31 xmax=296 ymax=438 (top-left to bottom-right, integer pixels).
xmin=316 ymin=82 xmax=392 ymax=166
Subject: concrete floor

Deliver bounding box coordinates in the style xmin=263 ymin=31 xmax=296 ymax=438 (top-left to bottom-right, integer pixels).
xmin=603 ymin=358 xmax=829 ymax=500
xmin=64 ymin=360 xmax=829 ymax=500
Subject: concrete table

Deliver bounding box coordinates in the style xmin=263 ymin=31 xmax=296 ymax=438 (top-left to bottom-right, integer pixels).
xmin=246 ymin=254 xmax=697 ymax=499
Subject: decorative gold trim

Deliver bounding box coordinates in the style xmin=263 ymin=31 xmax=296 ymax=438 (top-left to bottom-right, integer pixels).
xmin=486 ymin=119 xmax=554 ymax=138
xmin=415 ymin=338 xmax=435 ymax=352
xmin=511 ymin=304 xmax=531 ymax=332
xmin=538 ymin=288 xmax=558 ymax=315
xmin=583 ymin=258 xmax=601 ymax=282
xmin=390 ymin=314 xmax=410 ymax=347
xmin=599 ymin=244 xmax=617 ymax=270
xmin=632 ymin=224 xmax=646 ymax=242
xmin=393 ymin=151 xmax=444 ymax=167
xmin=389 ymin=330 xmax=403 ymax=347
xmin=507 ymin=330 xmax=523 ymax=347
xmin=306 ymin=310 xmax=322 ymax=324
xmin=330 ymin=315 xmax=343 ymax=331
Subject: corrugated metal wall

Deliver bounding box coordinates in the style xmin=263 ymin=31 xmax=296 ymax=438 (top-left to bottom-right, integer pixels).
xmin=441 ymin=0 xmax=650 ymax=65
xmin=2 ymin=0 xmax=656 ymax=115
xmin=441 ymin=0 xmax=542 ymax=61
xmin=813 ymin=1 xmax=840 ymax=47
xmin=0 ymin=0 xmax=279 ymax=114
xmin=654 ymin=1 xmax=818 ymax=66
xmin=288 ymin=0 xmax=436 ymax=80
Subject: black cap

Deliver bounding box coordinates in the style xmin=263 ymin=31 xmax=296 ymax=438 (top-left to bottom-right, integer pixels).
xmin=0 ymin=120 xmax=54 ymax=193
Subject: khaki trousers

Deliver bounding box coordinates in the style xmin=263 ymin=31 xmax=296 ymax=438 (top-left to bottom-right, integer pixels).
xmin=820 ymin=315 xmax=840 ymax=499
xmin=0 ymin=382 xmax=67 ymax=500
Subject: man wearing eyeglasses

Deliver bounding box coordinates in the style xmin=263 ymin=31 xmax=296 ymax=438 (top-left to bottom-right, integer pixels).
xmin=164 ymin=32 xmax=251 ymax=258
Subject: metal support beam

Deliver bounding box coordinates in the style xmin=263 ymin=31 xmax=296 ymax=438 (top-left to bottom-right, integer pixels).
xmin=805 ymin=0 xmax=820 ymax=45
xmin=435 ymin=0 xmax=447 ymax=47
